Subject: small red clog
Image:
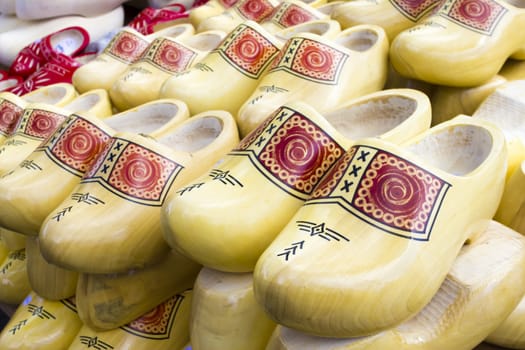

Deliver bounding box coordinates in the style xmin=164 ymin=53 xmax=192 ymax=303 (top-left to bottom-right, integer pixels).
xmin=8 ymin=26 xmax=90 ymax=79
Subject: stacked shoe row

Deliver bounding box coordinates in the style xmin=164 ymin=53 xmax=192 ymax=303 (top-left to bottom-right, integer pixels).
xmin=0 ymin=0 xmax=523 ymax=349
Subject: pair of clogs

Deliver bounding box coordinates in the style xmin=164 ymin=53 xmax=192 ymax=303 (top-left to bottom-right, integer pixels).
xmin=161 ymin=87 xmax=508 ymax=339
xmin=159 ymin=20 xmax=389 ymax=137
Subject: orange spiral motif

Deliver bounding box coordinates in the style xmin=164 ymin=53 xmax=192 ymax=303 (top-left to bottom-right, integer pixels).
xmin=300 ymin=46 xmax=333 ymax=74
xmin=281 ymin=6 xmax=315 ymax=27
xmin=458 ymin=0 xmax=492 ymax=20
xmin=234 ymin=34 xmax=263 ymax=64
xmin=63 ymin=127 xmax=99 ymax=162
xmin=27 ymin=111 xmax=64 ymax=138
xmin=0 ymin=103 xmax=21 ymax=135
xmin=121 ymin=155 xmax=161 ymax=190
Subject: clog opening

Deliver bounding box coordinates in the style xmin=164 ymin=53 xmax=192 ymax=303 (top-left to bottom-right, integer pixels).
xmin=183 ymin=32 xmax=225 ymax=51
xmin=49 ymin=28 xmax=86 ymax=55
xmin=324 ymin=95 xmax=417 ymax=139
xmin=276 ymin=22 xmax=334 ymax=41
xmin=160 ymin=24 xmax=193 ymax=38
xmin=337 ymin=29 xmax=378 ymax=52
xmin=105 ymin=102 xmax=183 ymax=134
xmin=159 ymin=116 xmax=223 ymax=152
xmin=62 ymin=93 xmax=102 ymax=113
xmin=405 ymin=124 xmax=493 ymax=176
xmin=23 ymin=85 xmax=69 ymax=105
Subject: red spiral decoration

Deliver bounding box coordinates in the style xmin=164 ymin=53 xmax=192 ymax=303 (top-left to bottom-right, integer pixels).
xmin=30 ymin=112 xmax=60 ymax=138
xmin=370 ymin=170 xmax=423 ymax=216
xmin=121 ymin=154 xmax=161 ymax=190
xmin=62 ymin=126 xmax=99 ymax=162
xmin=234 ymin=33 xmax=263 ymax=64
xmin=299 ymin=46 xmax=333 ymax=75
xmin=458 ymin=0 xmax=491 ymax=21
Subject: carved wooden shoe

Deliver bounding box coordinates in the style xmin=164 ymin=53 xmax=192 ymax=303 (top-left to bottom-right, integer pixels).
xmin=272 ymin=19 xmax=342 ymax=45
xmin=0 ymin=92 xmax=27 ymax=146
xmin=161 ymin=90 xmax=432 ymax=272
xmin=197 ymin=0 xmax=280 ymax=33
xmin=189 ymin=0 xmax=240 ymax=28
xmin=68 ymin=290 xmax=193 ymax=350
xmin=486 ymin=291 xmax=525 ymax=348
xmin=39 ymin=110 xmax=239 ymax=274
xmin=72 ymin=24 xmax=194 ymax=94
xmin=253 ymin=115 xmax=507 ymax=337
xmin=160 ymin=21 xmax=283 ymax=116
xmin=76 ymin=249 xmax=201 ymax=330
xmin=109 ymin=30 xmax=227 ymax=111
xmin=191 ymin=267 xmax=277 ymax=350
xmin=260 ymin=0 xmax=330 ymax=34
xmin=494 ymin=160 xmax=525 ymax=236
xmin=265 ymin=220 xmax=525 ymax=349
xmin=236 ymin=24 xmax=389 ymax=138
xmin=331 ymin=0 xmax=440 ymax=41
xmin=20 ymin=82 xmax=78 ymax=107
xmin=390 ymin=0 xmax=525 ymax=87
xmin=0 ymin=291 xmax=82 ymax=350
xmin=0 ymin=99 xmax=190 ymax=237
xmin=0 ymin=249 xmax=30 ymax=305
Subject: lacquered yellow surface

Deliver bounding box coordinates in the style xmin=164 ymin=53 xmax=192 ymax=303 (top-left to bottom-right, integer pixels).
xmin=236 ymin=24 xmax=389 ymax=138
xmin=76 ymin=249 xmax=200 ymax=330
xmin=161 ymin=93 xmax=431 ymax=272
xmin=266 ymin=220 xmax=525 ymax=350
xmin=390 ymin=0 xmax=525 ymax=86
xmin=68 ymin=290 xmax=193 ymax=350
xmin=253 ymin=116 xmax=507 ymax=337
xmin=0 ymin=291 xmax=82 ymax=350
xmin=0 ymin=249 xmax=31 ymax=305
xmin=39 ymin=111 xmax=239 ymax=273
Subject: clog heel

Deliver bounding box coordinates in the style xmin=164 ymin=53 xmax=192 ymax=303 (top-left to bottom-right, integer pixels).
xmin=190 ymin=267 xmax=277 ymax=350
xmin=39 ymin=109 xmax=239 ymax=274
xmin=0 ymin=291 xmax=82 ymax=350
xmin=390 ymin=0 xmax=525 ymax=86
xmin=109 ymin=30 xmax=227 ymax=111
xmin=161 ymin=89 xmax=431 ymax=272
xmin=76 ymin=249 xmax=201 ymax=330
xmin=265 ymin=220 xmax=525 ymax=349
xmin=160 ymin=21 xmax=283 ymax=116
xmin=236 ymin=24 xmax=389 ymax=138
xmin=253 ymin=115 xmax=507 ymax=337
xmin=68 ymin=290 xmax=193 ymax=350
xmin=0 ymin=99 xmax=190 ymax=236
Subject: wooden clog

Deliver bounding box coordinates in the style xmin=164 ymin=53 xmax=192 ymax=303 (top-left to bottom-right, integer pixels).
xmin=68 ymin=290 xmax=193 ymax=350
xmin=332 ymin=0 xmax=440 ymax=41
xmin=236 ymin=24 xmax=389 ymax=138
xmin=486 ymin=293 xmax=525 ymax=348
xmin=72 ymin=24 xmax=194 ymax=94
xmin=494 ymin=160 xmax=525 ymax=235
xmin=272 ymin=19 xmax=342 ymax=45
xmin=21 ymin=82 xmax=77 ymax=107
xmin=109 ymin=30 xmax=227 ymax=111
xmin=390 ymin=0 xmax=525 ymax=87
xmin=76 ymin=249 xmax=200 ymax=330
xmin=0 ymin=91 xmax=27 ymax=145
xmin=197 ymin=0 xmax=280 ymax=33
xmin=160 ymin=21 xmax=283 ymax=116
xmin=39 ymin=110 xmax=239 ymax=273
xmin=265 ymin=220 xmax=525 ymax=349
xmin=25 ymin=236 xmax=78 ymax=301
xmin=0 ymin=291 xmax=82 ymax=350
xmin=0 ymin=249 xmax=30 ymax=305
xmin=191 ymin=267 xmax=276 ymax=350
xmin=162 ymin=90 xmax=431 ymax=272
xmin=189 ymin=0 xmax=240 ymax=28
xmin=0 ymin=228 xmax=26 ymax=251
xmin=0 ymin=99 xmax=189 ymax=236
xmin=260 ymin=0 xmax=329 ymax=34
xmin=253 ymin=115 xmax=507 ymax=337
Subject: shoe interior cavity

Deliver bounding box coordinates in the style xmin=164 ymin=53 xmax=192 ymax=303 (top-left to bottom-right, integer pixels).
xmin=159 ymin=115 xmax=223 ymax=152
xmin=324 ymin=95 xmax=417 ymax=139
xmin=22 ymin=85 xmax=70 ymax=104
xmin=337 ymin=28 xmax=378 ymax=52
xmin=104 ymin=102 xmax=183 ymax=134
xmin=182 ymin=31 xmax=225 ymax=51
xmin=62 ymin=92 xmax=102 ymax=113
xmin=276 ymin=21 xmax=335 ymax=42
xmin=50 ymin=29 xmax=85 ymax=55
xmin=405 ymin=124 xmax=493 ymax=176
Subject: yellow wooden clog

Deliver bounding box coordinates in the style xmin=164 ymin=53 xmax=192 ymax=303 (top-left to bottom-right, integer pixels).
xmin=332 ymin=0 xmax=440 ymax=41
xmin=191 ymin=267 xmax=276 ymax=350
xmin=197 ymin=0 xmax=280 ymax=33
xmin=25 ymin=236 xmax=78 ymax=301
xmin=390 ymin=0 xmax=525 ymax=87
xmin=472 ymin=79 xmax=525 ymax=180
xmin=236 ymin=24 xmax=389 ymax=138
xmin=72 ymin=24 xmax=195 ymax=94
xmin=265 ymin=220 xmax=525 ymax=349
xmin=494 ymin=159 xmax=525 ymax=235
xmin=160 ymin=21 xmax=283 ymax=116
xmin=272 ymin=18 xmax=342 ymax=45
xmin=76 ymin=249 xmax=201 ymax=330
xmin=0 ymin=237 xmax=9 ymax=264
xmin=0 ymin=228 xmax=26 ymax=250
xmin=189 ymin=0 xmax=240 ymax=28
xmin=0 ymin=249 xmax=31 ymax=305
xmin=0 ymin=98 xmax=190 ymax=236
xmin=486 ymin=293 xmax=525 ymax=348
xmin=253 ymin=115 xmax=507 ymax=337
xmin=68 ymin=290 xmax=193 ymax=350
xmin=260 ymin=0 xmax=329 ymax=34
xmin=109 ymin=30 xmax=227 ymax=111
xmin=39 ymin=110 xmax=239 ymax=274
xmin=0 ymin=291 xmax=82 ymax=350
xmin=0 ymin=91 xmax=27 ymax=146
xmin=21 ymin=82 xmax=78 ymax=107
xmin=162 ymin=90 xmax=431 ymax=272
